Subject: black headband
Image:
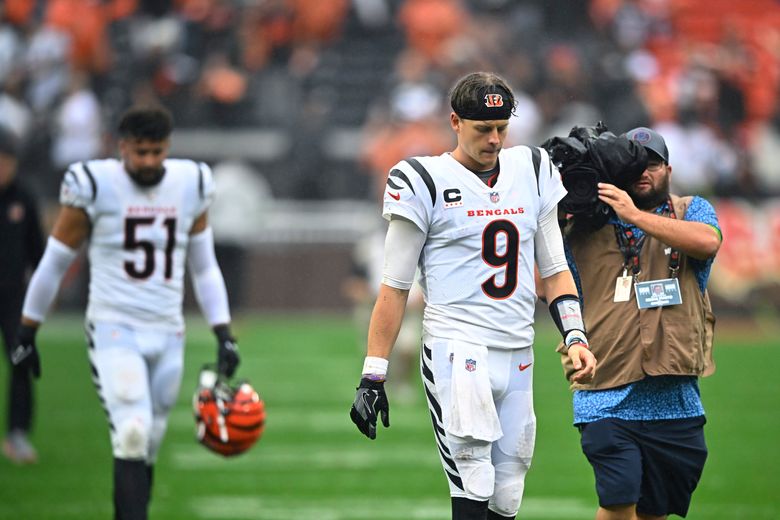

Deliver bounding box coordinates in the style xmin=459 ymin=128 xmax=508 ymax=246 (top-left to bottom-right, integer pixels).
xmin=453 ymin=85 xmax=514 ymax=121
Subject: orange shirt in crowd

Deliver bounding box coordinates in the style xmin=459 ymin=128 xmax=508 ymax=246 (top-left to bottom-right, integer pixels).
xmin=398 ymin=0 xmax=468 ymax=64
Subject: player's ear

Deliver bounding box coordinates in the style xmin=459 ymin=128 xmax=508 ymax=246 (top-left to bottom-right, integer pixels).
xmin=450 ymin=112 xmax=461 ymax=132
xmin=118 ymin=138 xmax=129 ymax=158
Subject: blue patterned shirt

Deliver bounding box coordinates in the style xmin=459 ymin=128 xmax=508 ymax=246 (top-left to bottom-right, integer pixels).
xmin=568 ymin=196 xmax=720 ymax=424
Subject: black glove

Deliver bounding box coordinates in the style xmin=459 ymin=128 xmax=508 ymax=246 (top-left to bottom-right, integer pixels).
xmin=214 ymin=325 xmax=240 ymax=378
xmin=10 ymin=324 xmax=40 ymax=379
xmin=350 ymin=377 xmax=390 ymax=440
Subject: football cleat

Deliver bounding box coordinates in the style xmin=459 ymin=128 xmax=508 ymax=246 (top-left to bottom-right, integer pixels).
xmin=193 ymin=366 xmax=265 ymax=457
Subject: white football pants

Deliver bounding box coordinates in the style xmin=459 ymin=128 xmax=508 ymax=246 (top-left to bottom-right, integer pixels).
xmin=421 ymin=338 xmax=536 ymax=517
xmin=86 ymin=321 xmax=184 ymax=463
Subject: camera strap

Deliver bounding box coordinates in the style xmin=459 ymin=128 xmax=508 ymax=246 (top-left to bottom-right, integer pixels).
xmin=614 ymin=225 xmax=645 ymax=277
xmin=613 ymin=196 xmax=681 ymax=278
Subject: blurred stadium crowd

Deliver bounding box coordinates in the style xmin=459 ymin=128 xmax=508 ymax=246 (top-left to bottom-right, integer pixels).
xmin=2 ymin=0 xmax=779 ymax=204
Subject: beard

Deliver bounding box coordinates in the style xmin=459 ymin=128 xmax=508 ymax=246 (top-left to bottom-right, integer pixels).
xmin=127 ymin=166 xmax=166 ymax=187
xmin=629 ymin=174 xmax=670 ymax=210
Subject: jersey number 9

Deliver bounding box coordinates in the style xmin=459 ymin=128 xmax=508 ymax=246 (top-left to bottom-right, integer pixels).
xmin=481 ymin=219 xmax=519 ymax=300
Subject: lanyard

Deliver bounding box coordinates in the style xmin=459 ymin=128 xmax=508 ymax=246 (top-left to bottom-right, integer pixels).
xmin=666 ymin=197 xmax=680 ymax=277
xmin=614 ymin=225 xmax=645 ymax=276
xmin=614 ymin=197 xmax=681 ymax=278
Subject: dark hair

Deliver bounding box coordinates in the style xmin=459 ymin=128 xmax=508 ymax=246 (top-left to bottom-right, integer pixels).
xmin=449 ymin=72 xmax=516 ymax=120
xmin=117 ymin=106 xmax=173 ymax=141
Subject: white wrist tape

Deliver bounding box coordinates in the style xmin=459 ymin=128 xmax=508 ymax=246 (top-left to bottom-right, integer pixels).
xmin=187 ymin=227 xmax=231 ymax=326
xmin=564 ymin=330 xmax=589 ymax=350
xmin=362 ymin=356 xmax=389 ymax=377
xmin=22 ymin=237 xmax=78 ymax=322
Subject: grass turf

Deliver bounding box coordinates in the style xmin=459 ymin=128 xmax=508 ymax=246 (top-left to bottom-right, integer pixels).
xmin=0 ymin=313 xmax=777 ymax=519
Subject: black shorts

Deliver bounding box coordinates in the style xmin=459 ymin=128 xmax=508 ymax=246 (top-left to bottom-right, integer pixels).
xmin=579 ymin=416 xmax=708 ymax=517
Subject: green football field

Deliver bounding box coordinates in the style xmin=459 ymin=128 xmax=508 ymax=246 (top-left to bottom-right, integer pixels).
xmin=0 ymin=313 xmax=777 ymax=520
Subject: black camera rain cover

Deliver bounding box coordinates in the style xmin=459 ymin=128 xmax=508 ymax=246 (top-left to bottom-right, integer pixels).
xmin=586 ymin=133 xmax=648 ymax=189
xmin=541 ymin=123 xmax=649 ymax=228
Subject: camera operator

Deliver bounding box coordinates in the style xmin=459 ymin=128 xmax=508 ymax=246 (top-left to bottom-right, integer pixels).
xmin=552 ymin=126 xmax=722 ymax=520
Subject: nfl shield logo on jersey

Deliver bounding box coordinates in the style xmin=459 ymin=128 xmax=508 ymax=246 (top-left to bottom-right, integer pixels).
xmin=490 ymin=192 xmax=500 ymax=204
xmin=465 ymin=359 xmax=477 ymax=372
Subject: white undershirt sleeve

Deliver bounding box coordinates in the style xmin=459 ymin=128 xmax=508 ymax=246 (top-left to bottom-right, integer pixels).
xmin=187 ymin=227 xmax=231 ymax=326
xmin=22 ymin=237 xmax=79 ymax=322
xmin=535 ymin=205 xmax=569 ymax=278
xmin=381 ymin=216 xmax=426 ymax=290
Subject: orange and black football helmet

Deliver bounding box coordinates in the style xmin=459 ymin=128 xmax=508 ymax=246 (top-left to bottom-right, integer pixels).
xmin=193 ymin=366 xmax=265 ymax=457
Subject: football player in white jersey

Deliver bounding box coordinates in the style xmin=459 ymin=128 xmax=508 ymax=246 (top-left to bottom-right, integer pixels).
xmin=350 ymin=72 xmax=597 ymax=519
xmin=10 ymin=107 xmax=240 ymax=520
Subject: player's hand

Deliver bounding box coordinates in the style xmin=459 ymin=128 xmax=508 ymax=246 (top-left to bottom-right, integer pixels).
xmin=10 ymin=324 xmax=41 ymax=379
xmin=350 ymin=377 xmax=390 ymax=440
xmin=214 ymin=325 xmax=240 ymax=378
xmin=565 ymin=332 xmax=596 ymax=383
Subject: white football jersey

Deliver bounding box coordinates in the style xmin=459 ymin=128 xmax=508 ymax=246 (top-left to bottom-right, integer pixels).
xmin=383 ymin=146 xmax=566 ymax=349
xmin=60 ymin=158 xmax=214 ymax=330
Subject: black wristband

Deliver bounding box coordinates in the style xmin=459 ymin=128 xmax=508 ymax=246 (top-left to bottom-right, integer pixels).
xmin=213 ymin=324 xmax=233 ymax=343
xmin=548 ymin=294 xmax=586 ymax=339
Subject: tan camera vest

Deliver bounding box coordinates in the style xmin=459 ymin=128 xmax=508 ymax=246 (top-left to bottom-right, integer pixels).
xmin=559 ymin=195 xmax=716 ymax=390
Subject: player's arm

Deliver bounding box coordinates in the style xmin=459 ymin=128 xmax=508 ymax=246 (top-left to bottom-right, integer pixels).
xmin=366 ymin=285 xmax=410 ymax=362
xmin=535 ymin=206 xmax=596 ymax=383
xmin=597 ymin=183 xmax=721 ymax=260
xmin=364 ymin=216 xmax=424 ymax=374
xmin=21 ymin=205 xmax=89 ymax=328
xmin=533 ymin=265 xmax=546 ymax=301
xmin=351 ymin=216 xmax=425 ymax=439
xmin=13 ymin=206 xmax=90 ymax=378
xmin=187 ymin=211 xmax=239 ymax=378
